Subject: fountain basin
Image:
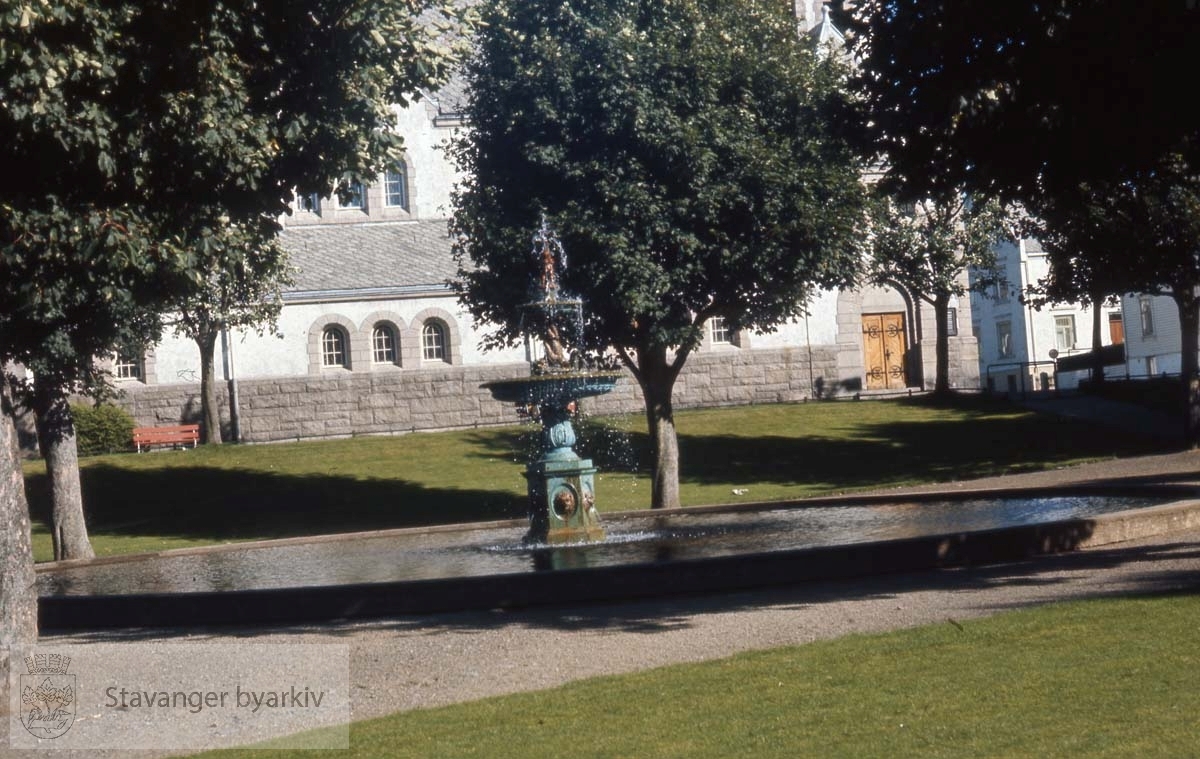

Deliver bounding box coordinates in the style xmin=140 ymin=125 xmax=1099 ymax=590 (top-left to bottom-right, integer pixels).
xmin=35 ymin=485 xmax=1200 ymax=630
xmin=483 ymin=371 xmax=623 ymax=405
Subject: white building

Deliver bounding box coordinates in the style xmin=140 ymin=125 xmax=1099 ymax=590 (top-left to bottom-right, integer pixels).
xmin=1119 ymin=292 xmax=1185 ymax=379
xmin=971 ymin=238 xmax=1125 ymax=393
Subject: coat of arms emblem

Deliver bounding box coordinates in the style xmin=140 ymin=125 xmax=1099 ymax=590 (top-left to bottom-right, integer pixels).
xmin=19 ymin=653 xmax=75 ymax=739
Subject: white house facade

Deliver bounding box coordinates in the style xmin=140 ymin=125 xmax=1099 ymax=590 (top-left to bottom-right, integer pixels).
xmin=971 ymin=238 xmax=1126 ymax=393
xmin=1119 ymin=292 xmax=1188 ymax=379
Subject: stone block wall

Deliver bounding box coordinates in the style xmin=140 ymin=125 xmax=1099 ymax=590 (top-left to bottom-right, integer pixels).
xmin=114 ymin=345 xmax=843 ymax=444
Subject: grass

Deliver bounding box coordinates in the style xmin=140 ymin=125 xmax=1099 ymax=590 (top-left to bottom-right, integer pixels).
xmin=24 ymin=395 xmax=1170 ymax=562
xmin=195 ymin=592 xmax=1200 ymax=759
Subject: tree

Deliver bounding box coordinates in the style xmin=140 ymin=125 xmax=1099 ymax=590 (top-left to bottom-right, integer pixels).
xmin=0 ymin=378 xmax=37 ymax=647
xmin=869 ymin=195 xmax=1008 ymax=394
xmin=1032 ymin=157 xmax=1200 ymax=440
xmin=169 ymin=218 xmax=292 ymax=445
xmin=453 ymin=0 xmax=868 ymax=508
xmin=1 ymin=0 xmax=472 ymax=641
xmin=835 ymin=0 xmax=1200 ymax=444
xmin=832 ymin=1 xmax=1200 ymax=203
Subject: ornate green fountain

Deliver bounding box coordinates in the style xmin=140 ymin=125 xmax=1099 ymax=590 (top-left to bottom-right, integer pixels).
xmin=484 ymin=219 xmax=621 ymax=544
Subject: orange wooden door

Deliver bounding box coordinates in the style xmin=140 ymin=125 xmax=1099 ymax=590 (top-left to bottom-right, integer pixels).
xmin=863 ymin=313 xmax=907 ymax=390
xmin=1109 ymin=312 xmax=1125 ymax=345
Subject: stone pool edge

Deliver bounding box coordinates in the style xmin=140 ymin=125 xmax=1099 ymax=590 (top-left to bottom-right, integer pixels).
xmin=36 ymin=496 xmax=1200 ymax=632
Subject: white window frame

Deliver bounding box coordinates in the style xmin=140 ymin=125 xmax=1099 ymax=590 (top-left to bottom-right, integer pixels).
xmin=1139 ymin=296 xmax=1155 ymax=337
xmin=996 ymin=320 xmax=1013 ymax=358
xmin=384 ymin=164 xmax=408 ymax=210
xmin=296 ymin=191 xmax=321 ymax=214
xmin=1054 ymin=314 xmax=1076 ymax=351
xmin=321 ymin=327 xmax=348 ymax=368
xmin=422 ymin=322 xmax=446 ymax=362
xmin=114 ymin=354 xmax=142 ymax=381
xmin=337 ymin=181 xmax=365 ymax=210
xmin=372 ymin=324 xmax=397 ymax=365
xmin=710 ymin=317 xmax=734 ymax=346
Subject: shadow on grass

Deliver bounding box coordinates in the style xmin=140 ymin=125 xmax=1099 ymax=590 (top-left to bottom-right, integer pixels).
xmin=671 ymin=397 xmax=1175 ymax=490
xmin=25 ymin=466 xmax=525 ymax=545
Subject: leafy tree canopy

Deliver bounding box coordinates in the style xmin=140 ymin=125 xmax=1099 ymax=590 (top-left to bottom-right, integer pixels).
xmin=1 ymin=0 xmax=472 ymax=378
xmin=454 ymin=0 xmax=867 ymax=357
xmin=833 ymin=0 xmax=1200 ymax=203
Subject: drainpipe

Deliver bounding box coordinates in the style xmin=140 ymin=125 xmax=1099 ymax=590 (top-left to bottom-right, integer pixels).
xmin=804 ymin=310 xmax=815 ymax=397
xmin=1021 ymin=254 xmax=1037 ymax=395
xmin=222 ymin=325 xmax=242 ymax=443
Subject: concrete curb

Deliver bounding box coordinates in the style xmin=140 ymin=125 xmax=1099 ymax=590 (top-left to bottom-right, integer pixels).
xmin=37 ymin=496 xmax=1200 ymax=633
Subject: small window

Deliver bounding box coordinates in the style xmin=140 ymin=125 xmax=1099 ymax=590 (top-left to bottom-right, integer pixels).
xmin=996 ymin=320 xmax=1013 ymax=358
xmin=297 ymin=191 xmax=321 ymax=213
xmin=337 ymin=181 xmax=365 ymax=210
xmin=372 ymin=324 xmax=398 ymax=365
xmin=114 ymin=353 xmax=142 ymax=381
xmin=422 ymin=322 xmax=446 ymax=362
xmin=1139 ymin=296 xmax=1155 ymax=337
xmin=946 ymin=307 xmax=959 ymax=337
xmin=710 ymin=317 xmax=734 ymax=346
xmin=321 ymin=327 xmax=348 ymax=368
xmin=384 ymin=164 xmax=408 ymax=210
xmin=1054 ymin=314 xmax=1076 ymax=351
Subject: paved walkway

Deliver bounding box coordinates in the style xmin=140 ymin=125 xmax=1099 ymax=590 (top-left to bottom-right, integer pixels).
xmin=16 ymin=448 xmax=1200 ymax=757
xmin=1018 ymin=391 xmax=1184 ymax=442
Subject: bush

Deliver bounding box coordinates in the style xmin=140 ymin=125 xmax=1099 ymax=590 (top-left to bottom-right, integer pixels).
xmin=71 ymin=403 xmax=135 ymax=456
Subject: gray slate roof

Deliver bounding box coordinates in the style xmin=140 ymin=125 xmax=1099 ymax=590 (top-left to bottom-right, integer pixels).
xmin=281 ymin=220 xmax=457 ymax=297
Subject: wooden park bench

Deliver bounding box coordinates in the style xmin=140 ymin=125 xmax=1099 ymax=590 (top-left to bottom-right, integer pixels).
xmin=132 ymin=424 xmax=200 ymax=453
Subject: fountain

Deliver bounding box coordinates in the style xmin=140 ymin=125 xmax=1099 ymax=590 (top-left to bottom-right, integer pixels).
xmin=483 ymin=218 xmax=622 ymax=544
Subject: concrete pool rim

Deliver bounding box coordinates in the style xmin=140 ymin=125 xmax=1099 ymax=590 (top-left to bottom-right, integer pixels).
xmin=35 ymin=483 xmax=1200 ymax=631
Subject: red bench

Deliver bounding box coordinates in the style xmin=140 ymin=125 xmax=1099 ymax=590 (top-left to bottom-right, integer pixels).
xmin=132 ymin=424 xmax=200 ymax=452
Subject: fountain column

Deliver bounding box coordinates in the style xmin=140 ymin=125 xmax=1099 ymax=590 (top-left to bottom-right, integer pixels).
xmin=525 ymin=399 xmax=605 ymax=544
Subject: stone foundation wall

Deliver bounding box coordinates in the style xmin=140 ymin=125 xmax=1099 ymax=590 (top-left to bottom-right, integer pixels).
xmin=114 ymin=345 xmax=843 ymax=444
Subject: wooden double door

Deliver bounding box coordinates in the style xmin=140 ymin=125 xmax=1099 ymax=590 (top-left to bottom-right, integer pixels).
xmin=862 ymin=312 xmax=908 ymax=390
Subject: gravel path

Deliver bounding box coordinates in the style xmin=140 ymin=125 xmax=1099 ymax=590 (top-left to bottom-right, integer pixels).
xmin=12 ymin=450 xmax=1200 ymax=757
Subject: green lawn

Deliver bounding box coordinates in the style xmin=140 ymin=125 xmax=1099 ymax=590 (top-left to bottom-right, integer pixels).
xmin=196 ymin=592 xmax=1200 ymax=759
xmin=24 ymin=396 xmax=1169 ymax=562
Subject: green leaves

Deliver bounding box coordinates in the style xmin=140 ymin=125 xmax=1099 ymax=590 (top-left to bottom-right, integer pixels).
xmin=1 ymin=0 xmax=474 ymax=397
xmin=454 ymin=0 xmax=866 ymax=364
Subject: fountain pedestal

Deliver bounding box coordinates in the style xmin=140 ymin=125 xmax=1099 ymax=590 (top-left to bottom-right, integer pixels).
xmin=484 ymin=373 xmax=620 ymax=544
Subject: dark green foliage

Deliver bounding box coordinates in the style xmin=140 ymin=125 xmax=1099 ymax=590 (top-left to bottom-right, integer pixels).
xmin=834 ymin=0 xmax=1200 ymax=203
xmin=0 ymin=0 xmax=473 ymax=388
xmin=69 ymin=404 xmax=134 ymax=457
xmin=455 ymin=0 xmax=865 ymax=353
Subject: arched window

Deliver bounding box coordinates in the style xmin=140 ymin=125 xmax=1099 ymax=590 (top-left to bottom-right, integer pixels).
xmin=422 ymin=321 xmax=446 ymax=362
xmin=321 ymin=327 xmax=348 ymax=368
xmin=372 ymin=324 xmax=398 ymax=365
xmin=384 ymin=162 xmax=408 ymax=210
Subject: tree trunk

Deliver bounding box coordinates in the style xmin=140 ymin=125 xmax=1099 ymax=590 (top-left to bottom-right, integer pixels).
xmin=1175 ymin=293 xmax=1200 ymax=448
xmin=1089 ymin=291 xmax=1105 ymax=385
xmin=0 ymin=378 xmax=38 ymax=647
xmin=197 ymin=330 xmax=223 ymax=445
xmin=932 ymin=293 xmax=951 ymax=395
xmin=32 ymin=383 xmax=94 ymax=562
xmin=635 ymin=344 xmax=682 ymax=510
